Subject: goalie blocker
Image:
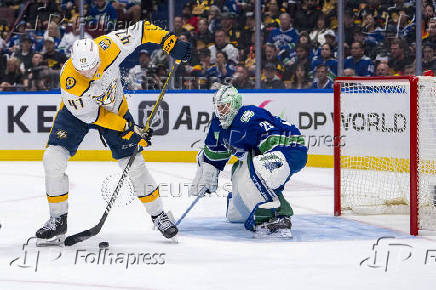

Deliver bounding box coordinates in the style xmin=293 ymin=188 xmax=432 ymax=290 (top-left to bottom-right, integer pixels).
xmin=189 ymin=85 xmax=307 ymax=235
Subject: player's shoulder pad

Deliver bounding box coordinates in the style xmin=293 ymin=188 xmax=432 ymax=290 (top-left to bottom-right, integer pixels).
xmin=93 ymin=35 xmax=121 ymax=74
xmin=235 ymin=105 xmax=264 ymax=124
xmin=60 ymin=59 xmax=91 ymax=97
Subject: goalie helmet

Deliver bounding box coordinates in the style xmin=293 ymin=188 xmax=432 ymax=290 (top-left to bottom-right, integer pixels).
xmin=71 ymin=39 xmax=100 ymax=74
xmin=213 ymin=85 xmax=242 ymax=129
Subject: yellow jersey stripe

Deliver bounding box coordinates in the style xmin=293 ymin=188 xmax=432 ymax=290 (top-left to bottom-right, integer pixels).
xmin=47 ymin=192 xmax=68 ymax=203
xmin=138 ymin=188 xmax=160 ymax=203
xmin=142 ymin=21 xmax=168 ymax=44
xmin=94 ymin=107 xmax=127 ymax=131
xmin=118 ymin=95 xmax=128 ymax=117
xmin=60 ymin=59 xmax=92 ymax=97
xmin=93 ymin=36 xmax=121 ymax=79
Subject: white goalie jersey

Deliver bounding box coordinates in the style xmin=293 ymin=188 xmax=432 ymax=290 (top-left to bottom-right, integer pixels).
xmin=59 ymin=21 xmax=169 ymax=132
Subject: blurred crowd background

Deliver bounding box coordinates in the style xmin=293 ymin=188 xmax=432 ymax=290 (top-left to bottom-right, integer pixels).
xmin=0 ymin=0 xmax=435 ymax=92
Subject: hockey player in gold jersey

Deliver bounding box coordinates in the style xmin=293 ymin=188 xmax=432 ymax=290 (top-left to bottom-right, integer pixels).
xmin=35 ymin=21 xmax=191 ymax=245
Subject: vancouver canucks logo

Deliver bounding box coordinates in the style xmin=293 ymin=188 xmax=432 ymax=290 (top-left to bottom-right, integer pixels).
xmin=99 ymin=38 xmax=111 ymax=50
xmin=241 ymin=110 xmax=254 ymax=122
xmin=223 ymin=138 xmax=238 ymax=154
xmin=65 ymin=77 xmax=76 ymax=89
xmin=260 ymin=155 xmax=283 ymax=173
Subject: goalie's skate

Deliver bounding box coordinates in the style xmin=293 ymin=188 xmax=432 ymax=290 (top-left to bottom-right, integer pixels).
xmin=35 ymin=214 xmax=67 ymax=247
xmin=152 ymin=211 xmax=178 ymax=240
xmin=254 ymin=216 xmax=293 ymax=239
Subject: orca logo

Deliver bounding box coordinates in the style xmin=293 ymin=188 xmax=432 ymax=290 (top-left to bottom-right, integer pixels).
xmin=138 ymin=101 xmax=169 ymax=135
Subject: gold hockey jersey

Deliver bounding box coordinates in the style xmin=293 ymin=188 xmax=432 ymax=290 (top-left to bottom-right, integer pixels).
xmin=59 ymin=21 xmax=169 ymax=131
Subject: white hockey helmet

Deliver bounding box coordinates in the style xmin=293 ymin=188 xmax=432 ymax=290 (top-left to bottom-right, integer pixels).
xmin=71 ymin=38 xmax=100 ymax=73
xmin=213 ymin=85 xmax=242 ymax=129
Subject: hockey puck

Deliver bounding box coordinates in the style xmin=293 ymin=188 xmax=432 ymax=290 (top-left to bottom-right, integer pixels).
xmin=99 ymin=241 xmax=109 ymax=248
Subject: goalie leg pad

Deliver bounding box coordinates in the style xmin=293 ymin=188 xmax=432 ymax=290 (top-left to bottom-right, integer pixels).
xmin=118 ymin=153 xmax=163 ymax=216
xmin=229 ymin=156 xmax=294 ymax=231
xmin=43 ymin=145 xmax=70 ymax=217
xmin=252 ymin=149 xmax=307 ymax=191
xmin=227 ymin=158 xmax=272 ymax=223
xmin=253 ymin=151 xmax=291 ymax=190
xmin=244 ymin=196 xmax=293 ymax=231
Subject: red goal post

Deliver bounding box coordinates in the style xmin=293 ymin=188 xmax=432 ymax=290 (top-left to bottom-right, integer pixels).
xmin=333 ymin=76 xmax=436 ymax=236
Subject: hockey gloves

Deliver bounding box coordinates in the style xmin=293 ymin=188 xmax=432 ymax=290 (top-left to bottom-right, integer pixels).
xmin=161 ymin=32 xmax=192 ymax=62
xmin=121 ymin=121 xmax=153 ymax=148
xmin=189 ymin=151 xmax=220 ymax=195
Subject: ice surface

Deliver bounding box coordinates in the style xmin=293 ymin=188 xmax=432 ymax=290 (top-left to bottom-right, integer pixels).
xmin=0 ymin=161 xmax=435 ymax=290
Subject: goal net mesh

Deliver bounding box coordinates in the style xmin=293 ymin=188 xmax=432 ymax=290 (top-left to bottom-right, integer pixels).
xmin=339 ymin=77 xmax=436 ymax=231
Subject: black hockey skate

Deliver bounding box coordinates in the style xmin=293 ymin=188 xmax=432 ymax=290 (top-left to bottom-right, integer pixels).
xmin=152 ymin=212 xmax=178 ymax=239
xmin=35 ymin=214 xmax=67 ymax=246
xmin=254 ymin=216 xmax=292 ymax=239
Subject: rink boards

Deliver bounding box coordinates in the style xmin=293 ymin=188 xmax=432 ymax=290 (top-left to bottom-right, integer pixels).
xmin=1 ymin=89 xmax=334 ymax=166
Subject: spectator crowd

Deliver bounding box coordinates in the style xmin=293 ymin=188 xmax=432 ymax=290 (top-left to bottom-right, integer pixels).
xmin=0 ymin=0 xmax=435 ymax=91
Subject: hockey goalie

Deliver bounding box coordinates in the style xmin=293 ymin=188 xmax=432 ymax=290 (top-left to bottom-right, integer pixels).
xmin=189 ymin=85 xmax=308 ymax=237
xmin=35 ymin=21 xmax=191 ymax=246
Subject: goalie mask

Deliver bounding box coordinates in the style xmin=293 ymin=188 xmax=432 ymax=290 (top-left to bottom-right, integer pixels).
xmin=213 ymin=85 xmax=242 ymax=129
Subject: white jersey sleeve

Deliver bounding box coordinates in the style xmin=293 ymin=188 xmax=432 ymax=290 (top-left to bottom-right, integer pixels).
xmin=61 ymin=88 xmax=99 ymax=123
xmin=59 ymin=21 xmax=169 ymax=131
xmin=106 ymin=21 xmax=169 ymax=65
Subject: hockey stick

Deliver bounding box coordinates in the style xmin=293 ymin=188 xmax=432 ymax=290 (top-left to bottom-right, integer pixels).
xmin=175 ymin=187 xmax=208 ymax=226
xmin=65 ymin=62 xmax=179 ymax=246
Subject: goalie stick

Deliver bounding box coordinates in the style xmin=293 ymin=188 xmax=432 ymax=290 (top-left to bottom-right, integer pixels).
xmin=64 ymin=61 xmax=179 ymax=246
xmin=175 ymin=187 xmax=208 ymax=226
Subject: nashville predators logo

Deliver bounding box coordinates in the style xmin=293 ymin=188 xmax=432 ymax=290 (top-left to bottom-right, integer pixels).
xmin=94 ymin=81 xmax=116 ymax=105
xmin=99 ymin=38 xmax=111 ymax=50
xmin=65 ymin=77 xmax=76 ymax=89
xmin=56 ymin=129 xmax=67 ymax=139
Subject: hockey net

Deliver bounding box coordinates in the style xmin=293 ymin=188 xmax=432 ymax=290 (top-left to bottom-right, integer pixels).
xmin=334 ymin=76 xmax=436 ymax=235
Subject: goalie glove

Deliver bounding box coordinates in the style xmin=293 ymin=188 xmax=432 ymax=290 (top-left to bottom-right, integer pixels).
xmin=189 ymin=151 xmax=220 ymax=196
xmin=161 ymin=32 xmax=192 ymax=62
xmin=121 ymin=121 xmax=153 ymax=147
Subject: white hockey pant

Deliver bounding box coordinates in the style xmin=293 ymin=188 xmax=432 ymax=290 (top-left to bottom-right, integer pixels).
xmin=118 ymin=152 xmax=163 ymax=216
xmin=44 ymin=145 xmax=70 ymax=217
xmin=44 ymin=146 xmax=163 ymax=218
